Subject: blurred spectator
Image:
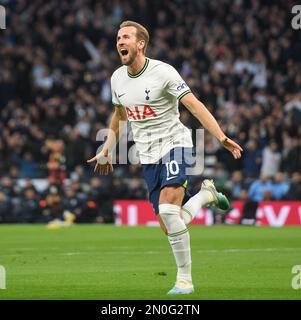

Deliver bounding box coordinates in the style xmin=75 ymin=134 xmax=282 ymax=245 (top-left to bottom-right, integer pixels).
xmin=15 ymin=188 xmax=40 ymax=223
xmin=270 ymin=172 xmax=289 ymax=200
xmin=12 ymin=152 xmax=41 ymax=178
xmin=0 ymin=176 xmax=17 ymax=198
xmin=228 ymin=170 xmax=248 ymax=200
xmin=85 ymin=177 xmax=114 ymax=223
xmin=242 ymin=140 xmax=262 ymax=178
xmin=70 ymin=165 xmax=89 ymax=184
xmin=281 ymin=138 xmax=301 ymax=174
xmin=111 ymin=178 xmax=129 ymax=199
xmin=64 ymin=129 xmax=87 ymax=171
xmin=63 ymin=186 xmax=84 ymax=215
xmin=40 ymin=190 xmax=64 ymax=223
xmin=0 ymin=192 xmax=12 ymax=223
xmin=286 ymin=172 xmax=301 ymax=201
xmin=127 ymin=178 xmax=147 ymax=200
xmin=248 ymin=175 xmax=273 ymax=202
xmin=260 ymin=141 xmax=281 ymax=178
xmin=46 ymin=140 xmax=67 ymax=184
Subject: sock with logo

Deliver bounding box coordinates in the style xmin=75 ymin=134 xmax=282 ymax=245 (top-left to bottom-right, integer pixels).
xmin=159 ymin=203 xmax=192 ymax=283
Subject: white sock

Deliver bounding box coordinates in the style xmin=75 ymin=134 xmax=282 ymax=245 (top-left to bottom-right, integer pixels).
xmin=159 ymin=204 xmax=192 ymax=283
xmin=181 ymin=189 xmax=214 ymax=225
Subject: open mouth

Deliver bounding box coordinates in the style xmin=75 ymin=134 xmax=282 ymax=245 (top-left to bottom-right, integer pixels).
xmin=120 ymin=48 xmax=129 ymax=56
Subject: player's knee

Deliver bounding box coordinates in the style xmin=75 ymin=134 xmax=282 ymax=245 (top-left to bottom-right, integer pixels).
xmin=159 ymin=204 xmax=186 ymax=234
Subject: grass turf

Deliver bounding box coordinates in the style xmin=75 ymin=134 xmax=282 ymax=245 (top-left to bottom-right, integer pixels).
xmin=0 ymin=224 xmax=300 ymax=300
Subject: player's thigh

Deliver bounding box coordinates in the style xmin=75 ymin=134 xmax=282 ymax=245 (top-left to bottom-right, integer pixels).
xmin=159 ymin=185 xmax=185 ymax=206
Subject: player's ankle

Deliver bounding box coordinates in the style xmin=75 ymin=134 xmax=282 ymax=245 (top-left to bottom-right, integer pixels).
xmin=175 ymin=278 xmax=193 ymax=288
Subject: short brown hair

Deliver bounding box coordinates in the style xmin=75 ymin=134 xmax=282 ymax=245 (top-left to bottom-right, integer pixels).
xmin=119 ymin=20 xmax=149 ymax=54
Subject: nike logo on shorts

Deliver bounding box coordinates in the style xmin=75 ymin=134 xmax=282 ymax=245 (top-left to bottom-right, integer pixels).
xmin=166 ymin=176 xmax=178 ymax=181
xmin=118 ymin=93 xmax=126 ymax=98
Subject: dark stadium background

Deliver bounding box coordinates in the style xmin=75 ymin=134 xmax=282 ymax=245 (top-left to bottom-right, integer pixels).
xmin=0 ymin=0 xmax=301 ymax=225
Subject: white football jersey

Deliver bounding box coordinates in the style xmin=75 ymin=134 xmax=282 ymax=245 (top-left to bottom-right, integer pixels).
xmin=110 ymin=57 xmax=193 ymax=164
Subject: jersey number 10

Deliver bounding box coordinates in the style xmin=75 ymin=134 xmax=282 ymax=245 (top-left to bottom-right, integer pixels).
xmin=165 ymin=160 xmax=180 ymax=179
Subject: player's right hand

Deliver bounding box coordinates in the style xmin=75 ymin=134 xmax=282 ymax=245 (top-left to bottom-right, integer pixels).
xmin=86 ymin=149 xmax=113 ymax=175
xmin=221 ymin=137 xmax=243 ymax=159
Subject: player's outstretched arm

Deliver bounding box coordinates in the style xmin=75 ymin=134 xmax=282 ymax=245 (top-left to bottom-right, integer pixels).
xmin=87 ymin=106 xmax=127 ymax=175
xmin=180 ymin=93 xmax=243 ymax=159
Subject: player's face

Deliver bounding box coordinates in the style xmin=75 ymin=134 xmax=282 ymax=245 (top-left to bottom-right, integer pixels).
xmin=116 ymin=26 xmax=141 ymax=66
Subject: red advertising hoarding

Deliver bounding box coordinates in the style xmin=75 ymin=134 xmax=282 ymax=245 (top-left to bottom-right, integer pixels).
xmin=114 ymin=200 xmax=301 ymax=227
xmin=255 ymin=201 xmax=301 ymax=226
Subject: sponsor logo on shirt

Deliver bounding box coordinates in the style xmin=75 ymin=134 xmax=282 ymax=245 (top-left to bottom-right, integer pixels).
xmin=177 ymin=82 xmax=187 ymax=91
xmin=125 ymin=105 xmax=157 ymax=120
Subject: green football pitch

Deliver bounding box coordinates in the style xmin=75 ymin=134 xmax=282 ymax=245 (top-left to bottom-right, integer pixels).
xmin=0 ymin=224 xmax=300 ymax=300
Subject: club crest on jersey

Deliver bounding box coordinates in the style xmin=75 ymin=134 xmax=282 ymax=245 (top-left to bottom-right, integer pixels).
xmin=145 ymin=89 xmax=150 ymax=100
xmin=125 ymin=105 xmax=157 ymax=120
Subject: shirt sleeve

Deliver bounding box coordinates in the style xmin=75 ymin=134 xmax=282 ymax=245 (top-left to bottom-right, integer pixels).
xmin=164 ymin=64 xmax=191 ymax=100
xmin=110 ymin=76 xmax=122 ymax=107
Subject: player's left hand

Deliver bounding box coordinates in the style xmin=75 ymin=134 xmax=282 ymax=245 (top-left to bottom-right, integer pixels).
xmin=221 ymin=137 xmax=243 ymax=159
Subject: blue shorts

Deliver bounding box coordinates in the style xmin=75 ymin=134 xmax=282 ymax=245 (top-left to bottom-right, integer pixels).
xmin=141 ymin=147 xmax=195 ymax=214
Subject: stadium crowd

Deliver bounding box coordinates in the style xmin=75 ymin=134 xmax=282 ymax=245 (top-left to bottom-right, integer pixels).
xmin=0 ymin=0 xmax=301 ymax=223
